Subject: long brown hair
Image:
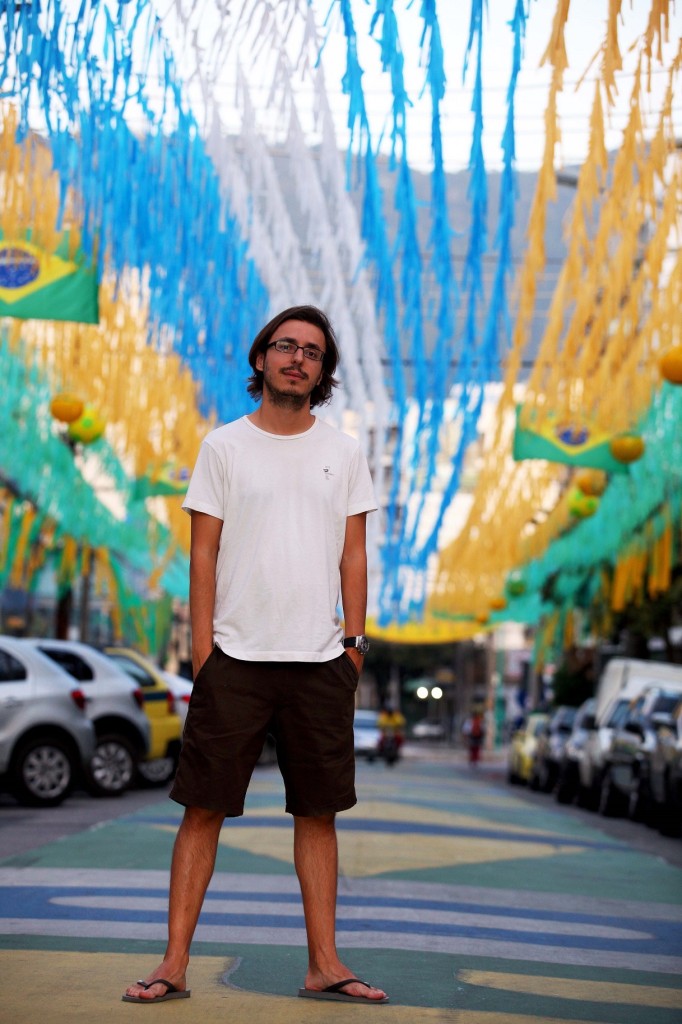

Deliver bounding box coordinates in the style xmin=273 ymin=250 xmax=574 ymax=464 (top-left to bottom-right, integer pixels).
xmin=246 ymin=305 xmax=340 ymax=409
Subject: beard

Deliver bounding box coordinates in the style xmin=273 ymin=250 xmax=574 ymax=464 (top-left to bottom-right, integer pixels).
xmin=262 ymin=364 xmax=319 ymax=410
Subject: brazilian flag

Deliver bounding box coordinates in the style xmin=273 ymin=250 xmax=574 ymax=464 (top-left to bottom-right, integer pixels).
xmin=512 ymin=406 xmax=628 ymax=474
xmin=0 ymin=236 xmax=99 ymax=324
xmin=132 ymin=463 xmax=191 ymax=501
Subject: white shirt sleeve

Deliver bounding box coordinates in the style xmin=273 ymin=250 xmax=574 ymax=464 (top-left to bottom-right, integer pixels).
xmin=182 ymin=440 xmax=225 ymax=520
xmin=348 ymin=445 xmax=378 ymax=517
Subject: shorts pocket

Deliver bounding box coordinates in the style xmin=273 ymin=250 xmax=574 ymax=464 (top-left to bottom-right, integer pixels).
xmin=194 ymin=645 xmax=218 ymax=684
xmin=340 ymin=651 xmax=360 ymax=687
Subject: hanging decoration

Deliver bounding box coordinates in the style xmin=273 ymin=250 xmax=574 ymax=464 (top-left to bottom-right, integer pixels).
xmin=0 ymin=0 xmax=679 ymax=647
xmin=0 ymin=237 xmax=99 ymax=324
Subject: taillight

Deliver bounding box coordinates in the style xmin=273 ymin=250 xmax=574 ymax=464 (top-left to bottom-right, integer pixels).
xmin=181 ymin=694 xmax=191 ymax=705
xmin=132 ymin=687 xmax=145 ymax=710
xmin=70 ymin=689 xmax=87 ymax=711
xmin=167 ymin=691 xmax=175 ymax=715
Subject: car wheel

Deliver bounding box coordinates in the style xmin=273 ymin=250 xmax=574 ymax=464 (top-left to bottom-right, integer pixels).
xmin=628 ymin=778 xmax=654 ymax=825
xmin=554 ymin=764 xmax=575 ymax=804
xmin=137 ymin=757 xmax=176 ymax=787
xmin=598 ymin=769 xmax=625 ymax=818
xmin=87 ymin=734 xmax=135 ymax=797
xmin=11 ymin=736 xmax=75 ymax=807
xmin=658 ymin=776 xmax=682 ymax=837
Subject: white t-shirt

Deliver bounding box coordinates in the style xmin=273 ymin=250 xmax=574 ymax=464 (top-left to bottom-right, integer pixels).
xmin=182 ymin=415 xmax=377 ymax=662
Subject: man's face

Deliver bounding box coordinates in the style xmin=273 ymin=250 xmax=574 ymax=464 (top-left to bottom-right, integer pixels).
xmin=256 ymin=319 xmax=326 ymax=407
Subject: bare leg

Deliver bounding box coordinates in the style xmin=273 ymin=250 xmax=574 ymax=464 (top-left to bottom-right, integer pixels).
xmin=124 ymin=805 xmax=225 ymax=1001
xmin=294 ymin=814 xmax=386 ymax=1001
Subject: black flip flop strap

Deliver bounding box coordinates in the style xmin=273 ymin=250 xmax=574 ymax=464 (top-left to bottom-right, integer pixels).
xmin=325 ymin=978 xmax=370 ymax=994
xmin=137 ymin=979 xmax=177 ymax=995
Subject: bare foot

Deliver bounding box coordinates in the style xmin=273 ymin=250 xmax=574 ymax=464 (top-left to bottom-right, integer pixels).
xmin=124 ymin=961 xmax=188 ymax=1002
xmin=304 ymin=965 xmax=387 ymax=1001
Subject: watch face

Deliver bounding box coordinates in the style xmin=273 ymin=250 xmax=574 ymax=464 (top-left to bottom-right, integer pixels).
xmin=358 ymin=636 xmax=370 ymax=654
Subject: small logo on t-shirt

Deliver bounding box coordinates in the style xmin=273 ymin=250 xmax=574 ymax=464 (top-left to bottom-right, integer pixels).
xmin=323 ymin=465 xmax=334 ymax=480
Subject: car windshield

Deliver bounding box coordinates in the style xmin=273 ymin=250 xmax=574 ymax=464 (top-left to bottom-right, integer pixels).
xmin=354 ymin=711 xmax=378 ymax=729
xmin=653 ymin=694 xmax=679 ymax=715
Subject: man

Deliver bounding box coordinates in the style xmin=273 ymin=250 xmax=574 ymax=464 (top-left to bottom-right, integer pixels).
xmin=123 ymin=306 xmax=387 ymax=1005
xmin=377 ymin=703 xmax=406 ymax=759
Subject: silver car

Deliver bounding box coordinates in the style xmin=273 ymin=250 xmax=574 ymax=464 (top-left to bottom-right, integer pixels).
xmin=0 ymin=636 xmax=95 ymax=807
xmin=18 ymin=639 xmax=150 ymax=797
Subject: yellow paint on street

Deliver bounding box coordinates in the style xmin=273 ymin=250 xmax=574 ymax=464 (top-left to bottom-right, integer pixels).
xmin=0 ymin=950 xmax=450 ymax=1023
xmin=459 ymin=970 xmax=682 ymax=1010
xmin=151 ymin=824 xmax=579 ymax=876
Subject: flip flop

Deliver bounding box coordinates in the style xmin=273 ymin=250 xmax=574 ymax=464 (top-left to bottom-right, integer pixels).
xmin=298 ymin=978 xmax=389 ymax=1003
xmin=122 ymin=978 xmax=191 ymax=1003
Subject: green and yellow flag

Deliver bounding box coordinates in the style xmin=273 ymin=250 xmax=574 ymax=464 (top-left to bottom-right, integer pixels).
xmin=132 ymin=463 xmax=191 ymax=502
xmin=0 ymin=237 xmax=99 ymax=324
xmin=512 ymin=407 xmax=629 ymax=474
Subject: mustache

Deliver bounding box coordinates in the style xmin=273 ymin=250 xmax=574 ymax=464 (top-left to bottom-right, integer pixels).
xmin=281 ymin=366 xmax=308 ymax=378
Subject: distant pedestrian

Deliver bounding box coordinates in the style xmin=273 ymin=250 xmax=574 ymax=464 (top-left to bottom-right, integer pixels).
xmin=462 ymin=709 xmax=486 ymax=765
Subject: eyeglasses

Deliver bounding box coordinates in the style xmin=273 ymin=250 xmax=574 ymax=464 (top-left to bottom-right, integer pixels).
xmin=266 ymin=339 xmax=325 ymax=363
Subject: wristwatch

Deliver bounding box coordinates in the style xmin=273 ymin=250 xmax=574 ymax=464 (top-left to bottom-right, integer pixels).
xmin=343 ymin=635 xmax=370 ymax=655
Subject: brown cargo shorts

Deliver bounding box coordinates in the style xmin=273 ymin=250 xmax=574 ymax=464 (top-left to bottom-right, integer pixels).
xmin=170 ymin=645 xmax=359 ymax=817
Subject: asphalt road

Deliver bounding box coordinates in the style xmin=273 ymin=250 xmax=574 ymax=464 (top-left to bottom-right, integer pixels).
xmin=1 ymin=744 xmax=681 ymax=868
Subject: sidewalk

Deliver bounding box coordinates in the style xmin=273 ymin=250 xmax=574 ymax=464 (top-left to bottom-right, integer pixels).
xmin=1 ymin=752 xmax=681 ymax=1023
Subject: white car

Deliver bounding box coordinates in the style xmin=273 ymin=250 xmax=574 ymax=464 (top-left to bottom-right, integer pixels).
xmin=18 ymin=639 xmax=150 ymax=797
xmin=0 ymin=636 xmax=95 ymax=806
xmin=354 ymin=709 xmax=381 ymax=761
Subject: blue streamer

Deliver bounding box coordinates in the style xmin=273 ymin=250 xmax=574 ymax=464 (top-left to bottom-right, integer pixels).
xmin=2 ymin=0 xmax=270 ymax=427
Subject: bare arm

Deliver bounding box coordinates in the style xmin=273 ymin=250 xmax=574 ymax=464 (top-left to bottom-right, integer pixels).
xmin=189 ymin=510 xmax=223 ymax=679
xmin=339 ymin=512 xmax=368 ymax=673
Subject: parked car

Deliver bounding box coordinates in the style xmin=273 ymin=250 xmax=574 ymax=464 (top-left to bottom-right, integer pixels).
xmin=576 ymin=695 xmax=633 ymax=809
xmin=0 ymin=636 xmax=95 ymax=807
xmin=594 ymin=658 xmax=682 ymax=723
xmin=18 ymin=638 xmax=150 ymax=797
xmin=599 ymin=685 xmax=682 ymax=820
xmin=411 ymin=719 xmax=446 ymax=740
xmin=554 ymin=697 xmax=597 ymax=804
xmin=648 ymin=698 xmax=682 ymax=836
xmin=161 ymin=669 xmax=194 ymax=728
xmin=103 ymin=647 xmax=183 ymax=786
xmin=354 ymin=709 xmax=381 ymax=761
xmin=507 ymin=712 xmax=549 ymax=785
xmin=529 ymin=705 xmax=576 ymax=792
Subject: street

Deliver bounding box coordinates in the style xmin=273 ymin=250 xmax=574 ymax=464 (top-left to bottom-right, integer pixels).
xmin=1 ymin=744 xmax=681 ymax=1024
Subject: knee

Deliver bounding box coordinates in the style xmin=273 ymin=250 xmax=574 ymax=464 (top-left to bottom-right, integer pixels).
xmin=294 ymin=812 xmax=336 ymax=834
xmin=182 ymin=805 xmax=226 ymax=834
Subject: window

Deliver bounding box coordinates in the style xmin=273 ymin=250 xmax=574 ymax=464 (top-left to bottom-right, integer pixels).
xmin=107 ymin=654 xmax=155 ymax=688
xmin=39 ymin=647 xmax=94 ymax=681
xmin=0 ymin=648 xmax=27 ymax=682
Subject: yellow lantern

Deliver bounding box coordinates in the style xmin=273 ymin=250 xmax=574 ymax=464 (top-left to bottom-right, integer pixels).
xmin=574 ymin=468 xmax=606 ymax=497
xmin=67 ymin=406 xmax=106 ymax=445
xmin=609 ymin=434 xmax=645 ymax=464
xmin=568 ymin=488 xmax=599 ymax=518
xmin=50 ymin=393 xmax=84 ymax=424
xmin=489 ymin=596 xmax=507 ymax=611
xmin=475 ymin=613 xmax=490 ymax=625
xmin=659 ymin=344 xmax=682 ymax=385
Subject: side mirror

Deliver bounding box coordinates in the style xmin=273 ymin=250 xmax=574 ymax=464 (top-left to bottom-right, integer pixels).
xmin=582 ymin=713 xmax=596 ymax=731
xmin=624 ymin=721 xmax=644 ymax=738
